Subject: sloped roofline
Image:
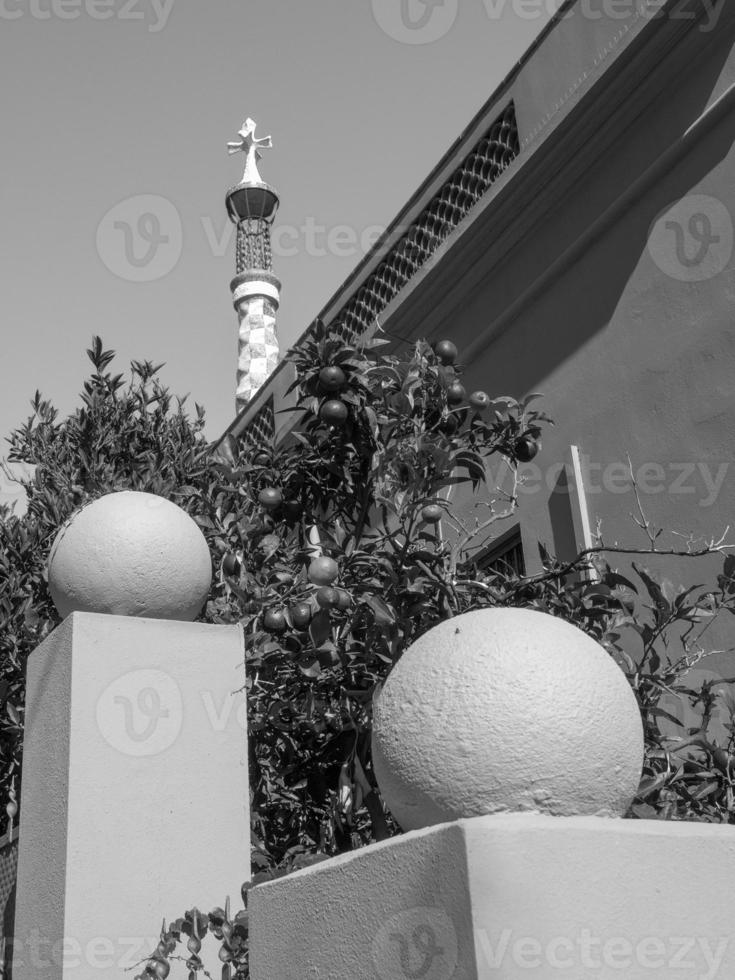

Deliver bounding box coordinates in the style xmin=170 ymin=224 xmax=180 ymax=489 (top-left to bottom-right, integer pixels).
xmin=219 ymin=0 xmax=721 ymax=445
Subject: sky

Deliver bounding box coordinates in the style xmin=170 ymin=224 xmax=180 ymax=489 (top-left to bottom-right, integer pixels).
xmin=0 ymin=0 xmax=559 ymax=447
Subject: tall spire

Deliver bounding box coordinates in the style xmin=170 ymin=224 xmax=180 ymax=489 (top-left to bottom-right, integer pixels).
xmin=226 ymin=117 xmax=282 ymax=412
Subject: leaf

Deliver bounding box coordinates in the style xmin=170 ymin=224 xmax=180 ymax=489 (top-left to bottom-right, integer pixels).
xmin=361 ymin=336 xmax=391 ymax=350
xmin=365 ymin=594 xmax=395 ymax=626
xmin=603 ymin=571 xmax=639 ymax=593
xmin=537 ymin=542 xmax=555 ymax=571
xmin=489 ymin=396 xmax=519 ymax=411
xmin=309 ymin=610 xmax=332 ymax=648
xmin=633 ymin=563 xmax=671 ymax=622
xmin=637 ymin=772 xmax=671 ymax=797
xmin=647 ymin=706 xmax=684 ymax=727
xmin=520 ymin=392 xmax=545 ymax=409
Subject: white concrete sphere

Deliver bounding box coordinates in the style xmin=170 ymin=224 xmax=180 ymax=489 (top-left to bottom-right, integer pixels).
xmin=372 ymin=607 xmax=644 ymax=830
xmin=48 ymin=491 xmax=212 ymax=621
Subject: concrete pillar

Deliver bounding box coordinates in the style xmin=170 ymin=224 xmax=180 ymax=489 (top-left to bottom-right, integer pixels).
xmin=13 ymin=492 xmax=249 ymax=979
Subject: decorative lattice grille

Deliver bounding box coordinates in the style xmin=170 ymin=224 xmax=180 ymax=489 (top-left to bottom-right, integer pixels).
xmin=241 ymin=397 xmax=276 ymax=449
xmin=236 ymin=219 xmax=273 ymax=274
xmin=324 ymin=102 xmax=519 ymax=343
xmin=0 ymin=835 xmax=18 ymax=974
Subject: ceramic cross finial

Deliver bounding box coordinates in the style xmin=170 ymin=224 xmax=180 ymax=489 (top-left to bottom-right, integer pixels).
xmin=227 ymin=118 xmax=273 ymax=184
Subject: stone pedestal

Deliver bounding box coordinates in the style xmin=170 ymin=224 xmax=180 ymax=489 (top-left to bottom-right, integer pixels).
xmin=13 ymin=613 xmax=249 ymax=979
xmin=249 ymin=813 xmax=735 ymax=979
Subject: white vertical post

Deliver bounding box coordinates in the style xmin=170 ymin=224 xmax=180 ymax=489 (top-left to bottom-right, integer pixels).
xmin=13 ymin=613 xmax=249 ymax=979
xmin=569 ymin=444 xmax=600 ymax=582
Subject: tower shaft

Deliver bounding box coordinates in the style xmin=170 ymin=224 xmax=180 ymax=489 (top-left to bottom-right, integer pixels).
xmin=225 ymin=118 xmax=281 ymax=412
xmin=232 ymin=270 xmax=281 ymax=409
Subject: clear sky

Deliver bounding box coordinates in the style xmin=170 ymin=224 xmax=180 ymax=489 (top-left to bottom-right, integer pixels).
xmin=0 ymin=0 xmax=558 ymax=444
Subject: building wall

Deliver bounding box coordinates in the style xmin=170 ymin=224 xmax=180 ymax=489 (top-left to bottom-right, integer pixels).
xmin=225 ymin=3 xmax=735 ymax=670
xmin=442 ymin=16 xmax=735 ymax=665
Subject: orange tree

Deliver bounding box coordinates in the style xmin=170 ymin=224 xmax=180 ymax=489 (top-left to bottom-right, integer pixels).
xmin=3 ymin=330 xmax=735 ymax=979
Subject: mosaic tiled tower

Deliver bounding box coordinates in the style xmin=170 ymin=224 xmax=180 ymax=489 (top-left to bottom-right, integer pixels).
xmin=226 ymin=119 xmax=281 ymax=411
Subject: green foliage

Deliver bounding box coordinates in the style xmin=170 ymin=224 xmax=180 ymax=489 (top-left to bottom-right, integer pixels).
xmin=2 ymin=330 xmax=735 ymax=980
xmin=0 ymin=338 xmax=208 ymax=815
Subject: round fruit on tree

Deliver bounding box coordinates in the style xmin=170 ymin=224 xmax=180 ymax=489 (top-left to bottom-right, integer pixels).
xmin=263 ymin=608 xmax=287 ymax=633
xmin=290 ymin=602 xmax=313 ymax=629
xmin=258 ymin=487 xmax=283 ymax=510
xmin=440 ymin=413 xmax=459 ymax=435
xmin=222 ymin=553 xmax=241 ymax=577
xmin=283 ymin=499 xmax=303 ymax=521
xmin=318 ymin=365 xmax=346 ymax=393
xmin=421 ymin=504 xmax=443 ymax=524
xmin=259 ymin=533 xmax=281 ymax=554
xmin=319 ymin=399 xmax=349 ymax=427
xmin=308 ymin=555 xmax=339 ymax=585
xmin=469 ymin=390 xmax=491 ymax=412
xmin=335 ymin=588 xmax=352 ymax=611
xmin=252 ymin=451 xmax=271 ymax=466
xmin=434 ymin=339 xmax=458 ymax=365
xmin=514 ymin=436 xmax=539 ymax=463
xmin=446 ymin=381 xmax=466 ymax=405
xmin=316 ymin=586 xmax=341 ymax=609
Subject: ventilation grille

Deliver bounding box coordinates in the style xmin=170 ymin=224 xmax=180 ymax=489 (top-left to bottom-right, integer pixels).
xmin=241 ymin=397 xmax=276 ymax=449
xmin=324 ymin=102 xmax=519 ymax=344
xmin=478 ymin=527 xmax=526 ymax=578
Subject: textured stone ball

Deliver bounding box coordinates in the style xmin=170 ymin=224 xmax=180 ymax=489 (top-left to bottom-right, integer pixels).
xmin=372 ymin=607 xmax=644 ymax=830
xmin=48 ymin=491 xmax=212 ymax=621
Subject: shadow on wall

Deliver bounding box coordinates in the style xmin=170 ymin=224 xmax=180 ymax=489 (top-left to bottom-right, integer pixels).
xmin=457 ymin=19 xmax=735 ymax=399
xmin=548 ymin=464 xmax=579 ymax=564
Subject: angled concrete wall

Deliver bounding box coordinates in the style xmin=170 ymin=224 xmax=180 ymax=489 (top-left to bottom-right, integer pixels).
xmin=249 ymin=813 xmax=735 ymax=979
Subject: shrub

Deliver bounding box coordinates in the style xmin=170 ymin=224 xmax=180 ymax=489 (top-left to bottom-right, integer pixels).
xmin=2 ymin=331 xmax=734 ymax=979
